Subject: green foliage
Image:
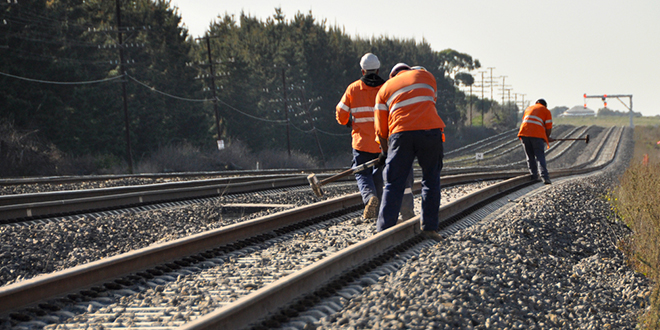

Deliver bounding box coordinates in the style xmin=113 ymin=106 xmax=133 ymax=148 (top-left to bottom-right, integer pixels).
xmin=1 ymin=0 xmax=209 ymax=162
xmin=1 ymin=2 xmax=491 ymax=170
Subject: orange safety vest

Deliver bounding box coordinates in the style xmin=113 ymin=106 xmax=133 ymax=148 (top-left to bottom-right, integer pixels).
xmin=518 ymin=103 xmax=553 ymax=145
xmin=336 ymin=78 xmax=382 ymax=154
xmin=374 ymin=69 xmax=445 ymax=139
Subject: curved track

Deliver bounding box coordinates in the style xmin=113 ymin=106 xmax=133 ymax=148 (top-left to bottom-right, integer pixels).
xmin=0 ymin=125 xmax=627 ymax=329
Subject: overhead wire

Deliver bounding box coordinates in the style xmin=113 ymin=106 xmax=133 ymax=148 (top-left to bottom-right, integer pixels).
xmin=127 ymin=74 xmax=289 ymax=124
xmin=1 ymin=7 xmax=345 ymax=136
xmin=0 ymin=70 xmax=122 ymax=85
xmin=215 ymin=97 xmax=288 ymax=123
xmin=126 ymin=74 xmax=208 ymax=102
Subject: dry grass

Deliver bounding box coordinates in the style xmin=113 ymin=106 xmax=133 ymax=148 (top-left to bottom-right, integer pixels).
xmin=554 ymin=115 xmax=660 ymax=127
xmin=611 ymin=125 xmax=660 ymax=329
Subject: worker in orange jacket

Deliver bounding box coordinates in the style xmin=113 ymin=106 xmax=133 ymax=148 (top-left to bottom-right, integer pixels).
xmin=337 ymin=54 xmax=415 ymax=220
xmin=374 ymin=63 xmax=445 ymax=233
xmin=518 ymin=99 xmax=555 ymax=184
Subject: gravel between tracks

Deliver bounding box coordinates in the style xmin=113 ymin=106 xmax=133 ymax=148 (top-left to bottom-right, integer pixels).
xmin=0 ymin=180 xmax=496 ymax=289
xmin=309 ymin=128 xmax=651 ymax=330
xmin=0 ymin=184 xmax=355 ymax=287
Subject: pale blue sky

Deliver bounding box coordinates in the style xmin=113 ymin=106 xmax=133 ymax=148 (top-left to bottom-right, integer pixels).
xmin=172 ymin=0 xmax=660 ymax=116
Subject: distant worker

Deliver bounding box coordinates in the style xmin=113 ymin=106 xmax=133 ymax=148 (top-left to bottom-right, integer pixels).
xmin=518 ymin=98 xmax=555 ymax=184
xmin=336 ymin=53 xmax=415 ymax=220
xmin=374 ymin=63 xmax=445 ymax=234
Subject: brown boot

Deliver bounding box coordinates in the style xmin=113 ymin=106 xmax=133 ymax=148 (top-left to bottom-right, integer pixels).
xmin=363 ymin=196 xmax=379 ymax=219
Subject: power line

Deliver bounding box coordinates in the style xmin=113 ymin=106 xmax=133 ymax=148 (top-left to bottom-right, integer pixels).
xmin=0 ymin=70 xmax=122 ymax=84
xmin=315 ymin=127 xmax=349 ymax=136
xmin=215 ymin=97 xmax=288 ymax=123
xmin=127 ymin=74 xmax=207 ymax=102
xmin=127 ymin=74 xmax=291 ymax=124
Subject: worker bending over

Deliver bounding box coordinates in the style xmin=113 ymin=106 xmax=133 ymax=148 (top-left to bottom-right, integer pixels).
xmin=374 ymin=63 xmax=445 ymax=233
xmin=518 ymin=98 xmax=555 ymax=184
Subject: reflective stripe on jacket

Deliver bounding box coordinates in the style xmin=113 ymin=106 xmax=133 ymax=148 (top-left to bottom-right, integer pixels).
xmin=518 ymin=103 xmax=553 ymax=145
xmin=336 ymin=79 xmax=382 ymax=153
xmin=374 ymin=69 xmax=445 ymax=139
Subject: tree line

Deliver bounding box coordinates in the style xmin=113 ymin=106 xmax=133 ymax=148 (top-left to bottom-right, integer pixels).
xmin=0 ymin=0 xmax=507 ymax=171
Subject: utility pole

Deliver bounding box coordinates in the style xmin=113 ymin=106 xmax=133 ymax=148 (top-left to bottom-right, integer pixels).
xmin=500 ymin=76 xmax=507 ymax=107
xmin=115 ymin=0 xmax=133 ymax=173
xmin=469 ymin=83 xmax=473 ymax=127
xmin=281 ymin=69 xmax=291 ymax=156
xmin=480 ymin=71 xmax=486 ymax=126
xmin=488 ymin=67 xmax=495 ymax=100
xmin=195 ymin=35 xmax=223 ymax=148
xmin=298 ymin=88 xmax=325 ymax=166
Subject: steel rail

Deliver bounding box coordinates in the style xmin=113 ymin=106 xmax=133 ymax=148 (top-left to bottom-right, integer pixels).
xmin=0 ymin=126 xmax=624 ymax=324
xmin=0 ymin=167 xmax=516 ymax=223
xmin=0 ymin=168 xmax=340 ymax=187
xmin=0 ymin=175 xmax=307 ymax=222
xmin=182 ymin=175 xmax=534 ymax=330
xmin=445 ymin=125 xmax=585 ymax=166
xmin=0 ymin=171 xmax=518 ymax=314
xmin=0 ymin=174 xmax=357 ymax=222
xmin=444 ymin=125 xmax=596 ymax=172
xmin=183 ymin=125 xmax=626 ymax=330
xmin=0 ymin=174 xmax=301 ymax=206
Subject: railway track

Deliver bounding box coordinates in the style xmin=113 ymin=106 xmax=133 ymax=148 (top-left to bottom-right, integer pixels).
xmin=0 ymin=124 xmax=598 ymax=225
xmin=0 ymin=125 xmax=625 ymax=329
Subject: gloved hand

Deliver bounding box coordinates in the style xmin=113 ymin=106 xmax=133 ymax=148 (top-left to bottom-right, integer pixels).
xmin=375 ymin=152 xmax=387 ymax=168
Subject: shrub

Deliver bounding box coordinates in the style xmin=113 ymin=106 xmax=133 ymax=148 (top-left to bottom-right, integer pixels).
xmin=136 ymin=142 xmax=212 ymax=173
xmin=52 ymin=153 xmax=126 ymax=175
xmin=255 ymin=149 xmax=318 ymax=169
xmin=212 ymin=139 xmax=257 ymax=170
xmin=0 ymin=120 xmax=60 ymax=177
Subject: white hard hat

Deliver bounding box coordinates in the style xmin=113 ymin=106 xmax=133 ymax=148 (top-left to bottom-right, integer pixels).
xmin=389 ymin=63 xmax=411 ymax=78
xmin=411 ymin=66 xmax=427 ymax=71
xmin=360 ymin=53 xmax=380 ymax=70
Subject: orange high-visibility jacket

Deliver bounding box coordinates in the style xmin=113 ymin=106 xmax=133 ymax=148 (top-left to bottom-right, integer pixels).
xmin=336 ymin=79 xmax=382 ymax=154
xmin=374 ymin=69 xmax=445 ymax=139
xmin=518 ymin=103 xmax=553 ymax=145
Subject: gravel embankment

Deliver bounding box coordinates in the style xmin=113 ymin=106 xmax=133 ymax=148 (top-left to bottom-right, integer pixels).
xmin=0 ymin=177 xmax=222 ymax=195
xmin=311 ymin=128 xmax=651 ymax=330
xmin=0 ymin=180 xmax=497 ymax=289
xmin=0 ymin=184 xmax=356 ymax=287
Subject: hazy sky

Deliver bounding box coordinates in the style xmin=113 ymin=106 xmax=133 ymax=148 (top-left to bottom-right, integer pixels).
xmin=171 ymin=0 xmax=660 ymax=116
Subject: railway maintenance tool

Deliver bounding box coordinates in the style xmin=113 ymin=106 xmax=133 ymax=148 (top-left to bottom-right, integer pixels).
xmin=307 ymin=158 xmax=379 ymax=197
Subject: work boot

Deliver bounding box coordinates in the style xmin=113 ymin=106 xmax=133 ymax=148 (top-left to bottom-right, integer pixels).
xmin=543 ymin=177 xmax=552 ymax=184
xmin=363 ymin=196 xmax=379 ymax=219
xmin=421 ymin=230 xmax=443 ymax=242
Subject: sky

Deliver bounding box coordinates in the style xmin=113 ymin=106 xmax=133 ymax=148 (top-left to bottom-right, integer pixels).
xmin=171 ymin=0 xmax=660 ymax=116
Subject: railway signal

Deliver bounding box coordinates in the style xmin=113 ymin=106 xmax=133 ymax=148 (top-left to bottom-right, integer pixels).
xmin=583 ymin=93 xmax=634 ymax=127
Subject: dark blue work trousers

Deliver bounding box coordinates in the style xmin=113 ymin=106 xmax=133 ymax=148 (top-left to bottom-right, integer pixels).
xmin=352 ymin=149 xmax=415 ymax=216
xmin=352 ymin=149 xmax=383 ymax=205
xmin=520 ymin=136 xmax=549 ymax=180
xmin=377 ymin=129 xmax=443 ymax=232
